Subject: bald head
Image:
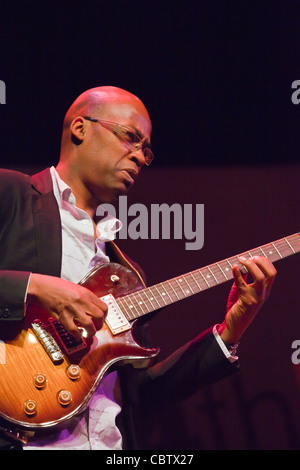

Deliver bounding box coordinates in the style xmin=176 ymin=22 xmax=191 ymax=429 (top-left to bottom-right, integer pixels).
xmin=59 ymin=86 xmax=151 ymax=158
xmin=62 ymin=86 xmax=150 ymax=131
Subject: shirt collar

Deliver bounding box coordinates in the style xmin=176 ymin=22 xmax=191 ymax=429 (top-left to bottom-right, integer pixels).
xmin=50 ymin=166 xmax=122 ymax=241
xmin=50 ymin=166 xmax=74 ymax=205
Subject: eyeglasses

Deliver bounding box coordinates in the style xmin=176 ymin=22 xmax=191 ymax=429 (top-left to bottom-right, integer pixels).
xmin=83 ymin=116 xmax=154 ymax=166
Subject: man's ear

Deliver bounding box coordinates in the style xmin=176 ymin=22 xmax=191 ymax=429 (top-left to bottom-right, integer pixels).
xmin=70 ymin=116 xmax=86 ymax=144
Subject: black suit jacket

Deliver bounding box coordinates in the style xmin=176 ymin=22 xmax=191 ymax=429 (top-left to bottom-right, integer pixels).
xmin=0 ymin=167 xmax=239 ymax=449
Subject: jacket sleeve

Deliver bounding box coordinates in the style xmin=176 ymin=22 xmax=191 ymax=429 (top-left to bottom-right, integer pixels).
xmin=0 ymin=271 xmax=31 ymax=321
xmin=139 ymin=326 xmax=239 ymax=402
xmin=0 ymin=168 xmax=61 ymax=323
xmin=0 ymin=171 xmax=33 ymax=321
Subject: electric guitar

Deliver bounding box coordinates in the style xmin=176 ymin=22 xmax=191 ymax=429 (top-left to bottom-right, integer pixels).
xmin=0 ymin=233 xmax=299 ymax=442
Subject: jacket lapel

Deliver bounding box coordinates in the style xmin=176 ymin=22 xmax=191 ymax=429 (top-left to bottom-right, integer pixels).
xmin=31 ymin=168 xmax=62 ymax=277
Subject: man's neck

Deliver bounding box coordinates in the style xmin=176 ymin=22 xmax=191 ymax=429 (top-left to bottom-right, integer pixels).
xmin=55 ymin=162 xmax=98 ymax=219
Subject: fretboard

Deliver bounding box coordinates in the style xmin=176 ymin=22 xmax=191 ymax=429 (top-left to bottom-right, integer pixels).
xmin=116 ymin=233 xmax=300 ymax=322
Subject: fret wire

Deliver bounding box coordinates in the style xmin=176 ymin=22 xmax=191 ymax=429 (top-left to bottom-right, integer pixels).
xmin=167 ymin=278 xmax=185 ymax=297
xmin=120 ymin=295 xmax=139 ymax=318
xmin=127 ymin=293 xmax=143 ymax=315
xmin=171 ymin=281 xmax=187 ymax=297
xmin=160 ymin=283 xmax=173 ymax=302
xmin=277 ymin=240 xmax=294 ymax=252
xmin=141 ymin=289 xmax=157 ymax=309
xmin=136 ymin=289 xmax=152 ymax=306
xmin=159 ymin=281 xmax=178 ymax=302
xmin=174 ymin=278 xmax=188 ymax=297
xmin=259 ymin=247 xmax=268 ymax=257
xmin=212 ymin=264 xmax=229 ymax=281
xmin=226 ymin=258 xmax=233 ymax=269
xmin=135 ymin=292 xmax=149 ymax=314
xmin=271 ymin=243 xmax=283 ymax=258
xmin=266 ymin=235 xmax=299 ymax=257
xmin=289 ymin=234 xmax=300 ymax=250
xmin=153 ymin=285 xmax=168 ymax=305
xmin=217 ymin=260 xmax=231 ymax=278
xmin=146 ymin=287 xmax=165 ymax=309
xmin=166 ymin=280 xmax=181 ymax=300
xmin=207 ymin=266 xmax=219 ymax=284
xmin=116 ymin=297 xmax=132 ymax=321
xmin=189 ymin=272 xmax=202 ymax=290
xmin=155 ymin=281 xmax=174 ymax=300
xmin=181 ymin=274 xmax=195 ymax=295
xmin=198 ymin=269 xmax=210 ymax=288
xmin=194 ymin=270 xmax=211 ymax=289
xmin=129 ymin=294 xmax=143 ymax=315
xmin=278 ymin=242 xmax=291 ymax=253
xmin=141 ymin=289 xmax=156 ymax=310
xmin=216 ymin=263 xmax=228 ymax=280
xmin=263 ymin=243 xmax=282 ymax=261
xmin=130 ymin=292 xmax=147 ymax=316
xmin=284 ymin=237 xmax=296 ymax=253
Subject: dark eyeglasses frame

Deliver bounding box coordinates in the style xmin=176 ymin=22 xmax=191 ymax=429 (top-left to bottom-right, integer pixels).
xmin=83 ymin=116 xmax=154 ymax=166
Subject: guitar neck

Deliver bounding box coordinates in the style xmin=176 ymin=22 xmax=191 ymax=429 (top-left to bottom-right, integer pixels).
xmin=116 ymin=233 xmax=300 ymax=322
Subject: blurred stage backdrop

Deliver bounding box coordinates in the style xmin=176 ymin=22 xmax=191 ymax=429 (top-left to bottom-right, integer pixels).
xmin=1 ymin=0 xmax=300 ymax=450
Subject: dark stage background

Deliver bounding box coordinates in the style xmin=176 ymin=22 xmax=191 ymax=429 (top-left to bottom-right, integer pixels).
xmin=1 ymin=0 xmax=300 ymax=450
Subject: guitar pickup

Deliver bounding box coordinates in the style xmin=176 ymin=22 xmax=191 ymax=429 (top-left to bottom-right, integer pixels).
xmin=48 ymin=318 xmax=87 ymax=355
xmin=100 ymin=294 xmax=131 ymax=335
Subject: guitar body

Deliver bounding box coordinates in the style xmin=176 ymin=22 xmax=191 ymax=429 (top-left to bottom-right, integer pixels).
xmin=0 ymin=263 xmax=159 ymax=432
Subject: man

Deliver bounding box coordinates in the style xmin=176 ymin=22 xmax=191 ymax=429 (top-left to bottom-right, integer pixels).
xmin=0 ymin=86 xmax=276 ymax=450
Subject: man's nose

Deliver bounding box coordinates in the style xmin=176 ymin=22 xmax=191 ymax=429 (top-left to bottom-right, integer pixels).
xmin=128 ymin=146 xmax=147 ymax=167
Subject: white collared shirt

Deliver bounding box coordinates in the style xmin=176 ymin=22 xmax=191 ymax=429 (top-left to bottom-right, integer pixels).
xmin=50 ymin=166 xmax=122 ymax=284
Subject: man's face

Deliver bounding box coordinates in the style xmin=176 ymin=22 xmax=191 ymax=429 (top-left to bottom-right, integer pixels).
xmin=76 ymin=98 xmax=152 ymax=205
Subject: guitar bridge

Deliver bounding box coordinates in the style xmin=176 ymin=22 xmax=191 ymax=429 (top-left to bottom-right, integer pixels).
xmin=100 ymin=294 xmax=131 ymax=335
xmin=31 ymin=321 xmax=64 ymax=364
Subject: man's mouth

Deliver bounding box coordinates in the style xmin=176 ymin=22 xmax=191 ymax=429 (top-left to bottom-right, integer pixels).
xmin=121 ymin=169 xmax=138 ymax=184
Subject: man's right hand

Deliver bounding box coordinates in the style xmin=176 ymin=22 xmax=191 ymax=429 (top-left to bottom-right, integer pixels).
xmin=27 ymin=273 xmax=108 ymax=339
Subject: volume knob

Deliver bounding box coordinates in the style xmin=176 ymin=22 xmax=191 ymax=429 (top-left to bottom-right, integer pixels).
xmin=58 ymin=390 xmax=72 ymax=406
xmin=34 ymin=373 xmax=47 ymax=389
xmin=24 ymin=399 xmax=37 ymax=416
xmin=67 ymin=364 xmax=81 ymax=380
